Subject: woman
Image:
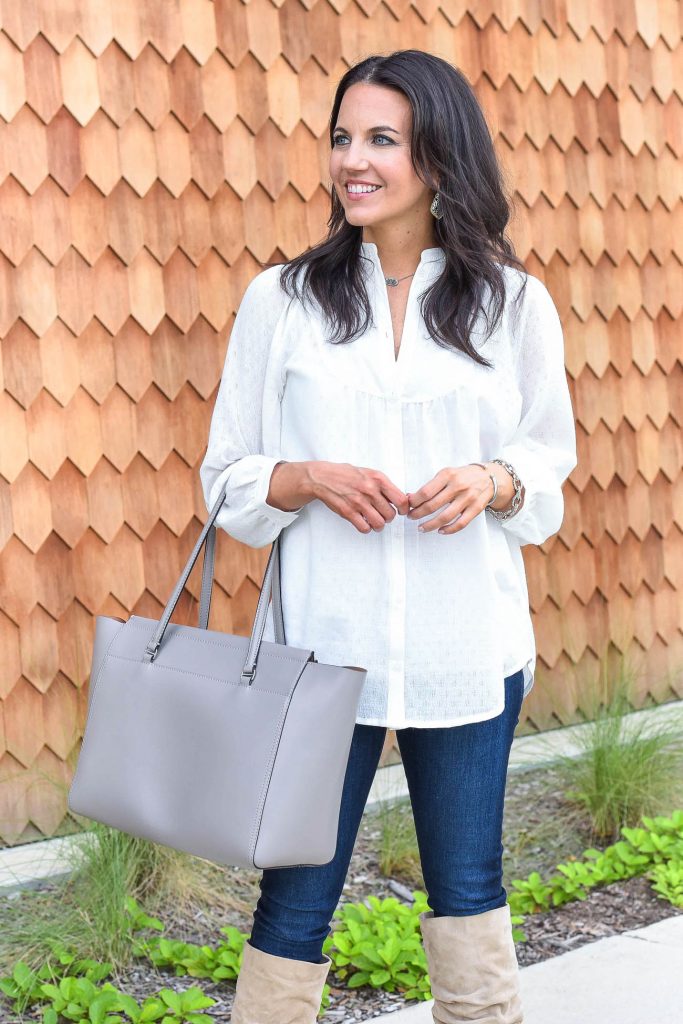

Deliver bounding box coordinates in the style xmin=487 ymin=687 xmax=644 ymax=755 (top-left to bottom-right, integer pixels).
xmin=200 ymin=49 xmax=576 ymax=1024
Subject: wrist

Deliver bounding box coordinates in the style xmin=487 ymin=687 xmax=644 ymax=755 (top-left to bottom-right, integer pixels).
xmin=266 ymin=460 xmax=315 ymax=512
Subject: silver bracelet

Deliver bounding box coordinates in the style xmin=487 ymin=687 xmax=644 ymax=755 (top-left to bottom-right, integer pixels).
xmin=470 ymin=460 xmax=524 ymax=521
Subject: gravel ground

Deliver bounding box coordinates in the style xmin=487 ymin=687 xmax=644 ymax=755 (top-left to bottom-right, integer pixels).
xmin=2 ymin=765 xmax=681 ymax=1023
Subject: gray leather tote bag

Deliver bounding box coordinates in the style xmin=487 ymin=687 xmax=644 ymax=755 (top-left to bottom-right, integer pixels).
xmin=68 ymin=477 xmax=367 ymax=869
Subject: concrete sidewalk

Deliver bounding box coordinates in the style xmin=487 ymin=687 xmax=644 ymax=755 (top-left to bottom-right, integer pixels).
xmin=377 ymin=912 xmax=683 ymax=1023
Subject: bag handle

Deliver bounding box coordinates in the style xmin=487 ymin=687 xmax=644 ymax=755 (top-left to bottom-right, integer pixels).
xmin=144 ymin=469 xmax=289 ymax=684
xmin=197 ymin=513 xmax=285 ymax=646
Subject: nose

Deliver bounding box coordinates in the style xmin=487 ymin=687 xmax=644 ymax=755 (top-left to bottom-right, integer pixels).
xmin=339 ymin=140 xmax=370 ymax=173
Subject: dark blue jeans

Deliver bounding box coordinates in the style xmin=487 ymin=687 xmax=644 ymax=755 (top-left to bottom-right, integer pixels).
xmin=248 ymin=669 xmax=525 ymax=963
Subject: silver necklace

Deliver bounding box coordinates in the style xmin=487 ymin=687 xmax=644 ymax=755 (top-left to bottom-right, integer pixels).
xmin=385 ymin=271 xmax=416 ymax=287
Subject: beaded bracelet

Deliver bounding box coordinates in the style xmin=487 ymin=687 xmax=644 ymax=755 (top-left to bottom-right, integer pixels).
xmin=469 ymin=459 xmax=524 ymax=521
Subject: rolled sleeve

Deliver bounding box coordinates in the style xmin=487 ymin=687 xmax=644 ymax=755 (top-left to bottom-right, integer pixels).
xmin=199 ymin=267 xmax=304 ymax=549
xmin=202 ymin=455 xmax=302 ymax=549
xmin=495 ymin=276 xmax=578 ymax=546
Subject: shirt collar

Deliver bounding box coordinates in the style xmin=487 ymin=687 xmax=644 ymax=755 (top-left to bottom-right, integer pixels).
xmin=360 ymin=241 xmax=446 ymax=266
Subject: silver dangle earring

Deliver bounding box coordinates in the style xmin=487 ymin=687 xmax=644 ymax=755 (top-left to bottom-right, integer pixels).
xmin=430 ymin=191 xmax=443 ymax=219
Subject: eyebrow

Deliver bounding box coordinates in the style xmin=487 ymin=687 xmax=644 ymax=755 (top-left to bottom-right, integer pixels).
xmin=333 ymin=125 xmax=400 ymax=134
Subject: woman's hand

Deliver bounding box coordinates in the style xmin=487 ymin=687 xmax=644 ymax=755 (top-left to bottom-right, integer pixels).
xmin=308 ymin=461 xmax=411 ymax=534
xmin=407 ymin=464 xmax=509 ymax=535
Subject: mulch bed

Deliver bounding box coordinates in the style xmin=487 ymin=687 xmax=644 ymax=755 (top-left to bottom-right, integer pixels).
xmin=4 ymin=846 xmax=680 ymax=1023
xmin=62 ymin=875 xmax=683 ymax=1023
xmin=3 ymin=763 xmax=681 ymax=1023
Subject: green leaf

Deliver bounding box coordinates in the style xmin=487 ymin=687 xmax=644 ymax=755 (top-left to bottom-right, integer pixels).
xmin=159 ymin=989 xmax=182 ymax=1012
xmin=13 ymin=962 xmax=33 ymax=985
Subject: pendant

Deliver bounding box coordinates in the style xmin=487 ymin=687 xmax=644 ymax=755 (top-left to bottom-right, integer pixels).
xmin=385 ymin=277 xmax=399 ymax=287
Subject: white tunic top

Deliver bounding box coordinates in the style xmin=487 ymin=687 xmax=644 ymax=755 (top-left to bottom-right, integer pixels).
xmin=199 ymin=242 xmax=577 ymax=728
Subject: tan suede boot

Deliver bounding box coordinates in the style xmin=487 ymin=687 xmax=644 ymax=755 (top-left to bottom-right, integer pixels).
xmin=419 ymin=904 xmax=523 ymax=1023
xmin=230 ymin=939 xmax=332 ymax=1023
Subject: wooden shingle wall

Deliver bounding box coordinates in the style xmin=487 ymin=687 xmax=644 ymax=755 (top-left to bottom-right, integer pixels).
xmin=1 ymin=1 xmax=682 ymax=844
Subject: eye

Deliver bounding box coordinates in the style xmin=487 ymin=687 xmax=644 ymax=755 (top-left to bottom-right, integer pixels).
xmin=332 ymin=133 xmax=394 ymax=146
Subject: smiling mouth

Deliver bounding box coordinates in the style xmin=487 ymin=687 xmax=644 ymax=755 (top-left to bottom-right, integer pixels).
xmin=345 ymin=184 xmax=383 ymax=195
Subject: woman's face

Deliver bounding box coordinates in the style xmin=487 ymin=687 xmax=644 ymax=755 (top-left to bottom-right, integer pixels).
xmin=330 ymin=82 xmax=435 ymax=232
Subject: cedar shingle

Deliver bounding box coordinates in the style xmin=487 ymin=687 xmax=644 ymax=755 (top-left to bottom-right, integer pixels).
xmin=41 ymin=682 xmax=78 ymax=770
xmin=134 ymin=381 xmax=174 ymax=469
xmin=108 ymin=524 xmax=146 ymax=608
xmin=170 ymin=46 xmax=205 ymax=132
xmin=96 ymin=41 xmax=137 ymax=125
xmin=177 ymin=181 xmax=214 ymax=262
xmin=223 ymin=116 xmax=258 ymax=197
xmin=77 ymin=319 xmax=117 ymax=404
xmin=33 ymin=177 xmax=72 ymax=263
xmin=106 ymin=180 xmax=145 ymax=263
xmin=3 ymin=321 xmax=42 ymax=409
xmin=109 ymin=5 xmax=145 ymax=64
xmin=134 ymin=44 xmax=172 ymax=130
xmin=215 ymin=0 xmax=250 ymax=68
xmin=154 ymin=115 xmax=193 ymax=197
xmin=64 ymin=387 xmax=103 ymax=476
xmin=142 ymin=518 xmax=184 ymax=606
xmin=50 ymin=461 xmax=89 ymax=549
xmin=3 ymin=677 xmax=44 ymax=766
xmin=9 ymin=107 xmax=48 ymax=194
xmin=20 ymin=605 xmax=59 ymax=693
xmin=658 ymin=418 xmax=683 ymax=481
xmin=15 ymin=250 xmax=58 ymax=337
xmin=46 ymin=108 xmax=83 ymax=193
xmin=77 ymin=2 xmax=115 ymax=61
xmin=181 ymin=0 xmax=219 ymax=66
xmin=202 ymin=51 xmax=237 ymax=132
xmin=0 ymin=613 xmax=21 ymax=700
xmin=10 ymin=464 xmax=51 ymax=557
xmin=92 ymin=248 xmax=131 ymax=334
xmin=119 ymin=111 xmax=157 ymax=196
xmin=190 ymin=115 xmax=226 ymax=198
xmin=208 ymin=183 xmax=245 ymax=263
xmin=142 ymin=181 xmax=182 ymax=264
xmin=23 ymin=34 xmax=62 ymax=123
xmin=128 ymin=248 xmax=166 ymax=333
xmin=185 ymin=313 xmax=226 ymax=401
xmin=245 ymin=0 xmax=282 ymax=72
xmin=196 ymin=247 xmax=233 ymax=330
xmin=100 ymin=383 xmax=139 ymax=472
xmin=27 ymin=389 xmax=68 ymax=478
xmin=86 ymin=456 xmax=125 ymax=542
xmin=173 ymin=382 xmax=209 ymax=465
xmin=61 ymin=37 xmax=100 ymax=127
xmin=55 ymin=247 xmax=95 ymax=336
xmin=80 ymin=109 xmax=122 ymax=195
xmin=0 ymin=393 xmax=28 ymax=485
xmin=70 ymin=527 xmax=111 ymax=612
xmin=121 ymin=453 xmax=161 ymax=539
xmin=157 ymin=452 xmax=195 ymax=537
xmin=254 ymin=118 xmax=289 ymax=199
xmin=0 ymin=31 xmax=25 ymax=121
xmin=152 ymin=306 xmax=192 ymax=394
xmin=162 ymin=246 xmax=200 ymax=331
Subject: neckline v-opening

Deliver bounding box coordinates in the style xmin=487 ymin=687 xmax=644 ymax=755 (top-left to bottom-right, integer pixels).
xmin=358 ymin=240 xmax=444 ymax=377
